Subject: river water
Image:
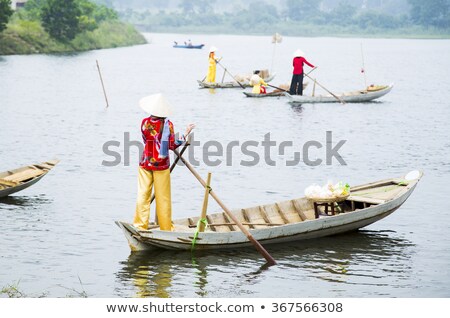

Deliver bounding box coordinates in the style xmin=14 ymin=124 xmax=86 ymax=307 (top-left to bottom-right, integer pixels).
xmin=0 ymin=33 xmax=449 ymax=298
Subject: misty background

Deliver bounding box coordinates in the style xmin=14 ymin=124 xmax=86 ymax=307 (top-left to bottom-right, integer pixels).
xmin=91 ymin=0 xmax=450 ymax=36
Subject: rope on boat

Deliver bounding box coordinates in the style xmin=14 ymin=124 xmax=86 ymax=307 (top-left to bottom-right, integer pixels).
xmin=191 ymin=218 xmax=208 ymax=251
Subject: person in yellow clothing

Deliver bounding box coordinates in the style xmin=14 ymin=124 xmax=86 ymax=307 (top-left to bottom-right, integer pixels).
xmin=133 ymin=93 xmax=195 ymax=231
xmin=249 ymin=70 xmax=268 ymax=94
xmin=205 ymin=46 xmax=218 ymax=83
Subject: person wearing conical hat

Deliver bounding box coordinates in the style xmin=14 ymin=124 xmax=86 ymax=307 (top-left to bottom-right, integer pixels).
xmin=133 ymin=93 xmax=195 ymax=231
xmin=249 ymin=70 xmax=268 ymax=94
xmin=205 ymin=46 xmax=218 ymax=83
xmin=289 ymin=49 xmax=315 ymax=95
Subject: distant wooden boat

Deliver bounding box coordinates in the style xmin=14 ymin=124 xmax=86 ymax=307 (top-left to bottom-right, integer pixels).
xmin=286 ymin=84 xmax=393 ymax=104
xmin=116 ymin=170 xmax=422 ymax=252
xmin=0 ymin=160 xmax=59 ymax=198
xmin=173 ymin=44 xmax=204 ymax=49
xmin=243 ymin=91 xmax=285 ymax=98
xmin=198 ymin=73 xmax=276 ymax=89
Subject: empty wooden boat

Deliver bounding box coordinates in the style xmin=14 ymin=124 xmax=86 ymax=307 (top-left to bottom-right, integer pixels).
xmin=0 ymin=160 xmax=59 ymax=198
xmin=116 ymin=170 xmax=422 ymax=252
xmin=286 ymin=83 xmax=393 ymax=104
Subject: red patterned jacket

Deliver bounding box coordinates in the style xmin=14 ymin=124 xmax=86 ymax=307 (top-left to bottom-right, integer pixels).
xmin=293 ymin=57 xmax=315 ymax=75
xmin=139 ymin=116 xmax=184 ymax=171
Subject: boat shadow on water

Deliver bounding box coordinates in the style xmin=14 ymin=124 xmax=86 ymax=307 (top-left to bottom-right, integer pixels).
xmin=115 ymin=230 xmax=414 ymax=297
xmin=0 ymin=194 xmax=52 ymax=209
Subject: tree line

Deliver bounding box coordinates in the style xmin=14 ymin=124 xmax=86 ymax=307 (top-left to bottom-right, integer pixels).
xmin=116 ymin=0 xmax=449 ymax=33
xmin=0 ymin=0 xmax=118 ymax=41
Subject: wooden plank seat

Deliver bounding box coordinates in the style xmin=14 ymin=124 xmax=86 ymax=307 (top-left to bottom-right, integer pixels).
xmin=0 ymin=178 xmax=20 ymax=187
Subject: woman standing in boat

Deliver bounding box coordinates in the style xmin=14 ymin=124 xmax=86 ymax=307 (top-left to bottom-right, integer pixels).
xmin=289 ymin=49 xmax=315 ymax=95
xmin=133 ymin=93 xmax=195 ymax=231
xmin=205 ymin=46 xmax=218 ymax=83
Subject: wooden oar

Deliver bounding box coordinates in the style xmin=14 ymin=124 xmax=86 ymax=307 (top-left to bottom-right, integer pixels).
xmin=305 ymin=67 xmax=317 ymax=76
xmin=304 ymin=73 xmax=346 ymax=105
xmin=199 ymin=172 xmax=212 ymax=232
xmin=215 ymin=60 xmax=246 ymax=89
xmin=173 ymin=148 xmax=277 ymax=265
xmin=267 ymin=84 xmax=287 ymax=92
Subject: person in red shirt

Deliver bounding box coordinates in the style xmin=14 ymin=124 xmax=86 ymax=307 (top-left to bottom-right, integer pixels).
xmin=133 ymin=93 xmax=195 ymax=231
xmin=289 ymin=49 xmax=315 ymax=95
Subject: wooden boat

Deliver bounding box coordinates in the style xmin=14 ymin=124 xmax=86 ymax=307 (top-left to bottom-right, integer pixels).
xmin=0 ymin=160 xmax=59 ymax=198
xmin=198 ymin=73 xmax=276 ymax=89
xmin=116 ymin=170 xmax=422 ymax=252
xmin=173 ymin=44 xmax=204 ymax=49
xmin=286 ymin=83 xmax=393 ymax=104
xmin=243 ymin=91 xmax=285 ymax=98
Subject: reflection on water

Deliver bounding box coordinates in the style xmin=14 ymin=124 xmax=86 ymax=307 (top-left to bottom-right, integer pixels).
xmin=191 ymin=257 xmax=208 ymax=297
xmin=115 ymin=230 xmax=414 ymax=297
xmin=0 ymin=194 xmax=52 ymax=208
xmin=289 ymin=104 xmax=304 ymax=115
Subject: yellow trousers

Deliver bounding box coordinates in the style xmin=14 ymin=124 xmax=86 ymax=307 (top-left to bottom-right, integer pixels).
xmin=133 ymin=167 xmax=173 ymax=231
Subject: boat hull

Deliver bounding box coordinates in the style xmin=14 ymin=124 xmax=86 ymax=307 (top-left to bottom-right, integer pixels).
xmin=286 ymin=84 xmax=393 ymax=104
xmin=0 ymin=174 xmax=47 ymax=198
xmin=243 ymin=92 xmax=284 ymax=98
xmin=0 ymin=160 xmax=59 ymax=198
xmin=173 ymin=44 xmax=204 ymax=49
xmin=116 ymin=173 xmax=419 ymax=252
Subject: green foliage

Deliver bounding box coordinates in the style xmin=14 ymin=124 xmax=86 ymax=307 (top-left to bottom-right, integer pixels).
xmin=0 ymin=0 xmax=145 ymax=55
xmin=326 ymin=2 xmax=358 ymax=26
xmin=285 ymin=0 xmax=320 ymax=21
xmin=71 ymin=20 xmax=145 ymax=50
xmin=408 ymin=0 xmax=450 ymax=28
xmin=41 ymin=0 xmax=81 ymax=41
xmin=0 ymin=0 xmax=14 ymax=33
xmin=117 ymin=0 xmax=449 ymax=36
xmin=30 ymin=0 xmax=119 ymax=41
xmin=180 ymin=0 xmax=216 ymax=15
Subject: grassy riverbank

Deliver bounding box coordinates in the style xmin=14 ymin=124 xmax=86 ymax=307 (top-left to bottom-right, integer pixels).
xmin=0 ymin=18 xmax=146 ymax=56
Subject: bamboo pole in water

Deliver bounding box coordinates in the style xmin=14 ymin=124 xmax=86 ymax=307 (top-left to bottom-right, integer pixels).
xmin=96 ymin=60 xmax=109 ymax=108
xmin=199 ymin=172 xmax=212 ymax=232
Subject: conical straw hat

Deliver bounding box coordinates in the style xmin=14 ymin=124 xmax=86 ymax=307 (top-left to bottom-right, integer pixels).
xmin=139 ymin=93 xmax=172 ymax=117
xmin=209 ymin=46 xmax=218 ymax=53
xmin=293 ymin=49 xmax=305 ymax=57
